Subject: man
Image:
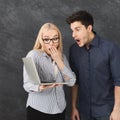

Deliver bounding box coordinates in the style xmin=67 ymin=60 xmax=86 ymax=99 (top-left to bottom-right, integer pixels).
xmin=66 ymin=10 xmax=120 ymax=120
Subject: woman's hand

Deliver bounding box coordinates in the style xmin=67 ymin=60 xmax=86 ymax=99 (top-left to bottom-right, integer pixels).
xmin=49 ymin=47 xmax=64 ymax=70
xmin=39 ymin=83 xmax=63 ymax=91
xmin=49 ymin=46 xmax=62 ymax=62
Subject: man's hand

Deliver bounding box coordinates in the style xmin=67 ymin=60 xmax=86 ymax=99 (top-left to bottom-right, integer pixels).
xmin=71 ymin=107 xmax=80 ymax=120
xmin=110 ymin=109 xmax=120 ymax=120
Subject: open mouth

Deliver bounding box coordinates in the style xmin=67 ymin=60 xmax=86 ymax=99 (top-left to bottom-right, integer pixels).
xmin=75 ymin=39 xmax=80 ymax=43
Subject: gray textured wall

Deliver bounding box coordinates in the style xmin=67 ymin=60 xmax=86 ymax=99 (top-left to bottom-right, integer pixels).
xmin=0 ymin=0 xmax=120 ymax=120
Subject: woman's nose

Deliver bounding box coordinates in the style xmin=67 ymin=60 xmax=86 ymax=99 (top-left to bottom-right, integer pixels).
xmin=49 ymin=40 xmax=54 ymax=45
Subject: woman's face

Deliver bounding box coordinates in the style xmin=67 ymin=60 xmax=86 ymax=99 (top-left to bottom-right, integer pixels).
xmin=41 ymin=29 xmax=59 ymax=55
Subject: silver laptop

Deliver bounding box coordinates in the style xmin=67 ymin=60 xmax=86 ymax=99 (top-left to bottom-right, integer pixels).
xmin=22 ymin=57 xmax=67 ymax=85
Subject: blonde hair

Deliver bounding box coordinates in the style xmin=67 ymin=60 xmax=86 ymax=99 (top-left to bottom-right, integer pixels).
xmin=33 ymin=23 xmax=63 ymax=52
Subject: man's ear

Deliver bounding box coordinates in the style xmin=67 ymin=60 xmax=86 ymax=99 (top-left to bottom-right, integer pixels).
xmin=87 ymin=25 xmax=93 ymax=32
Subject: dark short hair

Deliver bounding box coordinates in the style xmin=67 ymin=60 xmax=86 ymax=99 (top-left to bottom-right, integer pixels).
xmin=66 ymin=10 xmax=94 ymax=28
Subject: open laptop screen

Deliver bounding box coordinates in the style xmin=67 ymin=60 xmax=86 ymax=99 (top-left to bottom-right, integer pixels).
xmin=22 ymin=57 xmax=67 ymax=85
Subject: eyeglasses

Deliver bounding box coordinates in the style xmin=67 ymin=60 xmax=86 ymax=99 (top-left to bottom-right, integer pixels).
xmin=42 ymin=37 xmax=59 ymax=44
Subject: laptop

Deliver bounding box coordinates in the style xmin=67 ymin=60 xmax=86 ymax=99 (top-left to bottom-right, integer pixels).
xmin=22 ymin=57 xmax=67 ymax=85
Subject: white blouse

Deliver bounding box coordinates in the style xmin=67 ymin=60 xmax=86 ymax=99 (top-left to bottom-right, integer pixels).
xmin=23 ymin=50 xmax=76 ymax=114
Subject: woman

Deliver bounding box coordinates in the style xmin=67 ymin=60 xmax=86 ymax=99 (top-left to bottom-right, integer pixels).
xmin=23 ymin=22 xmax=76 ymax=120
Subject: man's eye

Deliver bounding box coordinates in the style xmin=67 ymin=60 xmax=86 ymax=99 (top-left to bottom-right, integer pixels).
xmin=76 ymin=29 xmax=80 ymax=31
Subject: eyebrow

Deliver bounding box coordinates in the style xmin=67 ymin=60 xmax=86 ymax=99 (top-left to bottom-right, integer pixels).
xmin=74 ymin=26 xmax=81 ymax=29
xmin=71 ymin=26 xmax=81 ymax=31
xmin=53 ymin=35 xmax=59 ymax=37
xmin=43 ymin=35 xmax=59 ymax=38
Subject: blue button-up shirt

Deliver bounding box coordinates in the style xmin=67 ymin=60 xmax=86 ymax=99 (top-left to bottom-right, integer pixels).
xmin=69 ymin=34 xmax=120 ymax=117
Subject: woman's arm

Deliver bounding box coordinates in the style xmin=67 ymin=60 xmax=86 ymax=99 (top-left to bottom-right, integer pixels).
xmin=49 ymin=47 xmax=76 ymax=86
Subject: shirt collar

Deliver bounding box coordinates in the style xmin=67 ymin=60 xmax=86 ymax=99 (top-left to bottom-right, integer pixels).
xmin=90 ymin=34 xmax=100 ymax=47
xmin=35 ymin=49 xmax=50 ymax=58
xmin=42 ymin=51 xmax=54 ymax=63
xmin=41 ymin=51 xmax=50 ymax=58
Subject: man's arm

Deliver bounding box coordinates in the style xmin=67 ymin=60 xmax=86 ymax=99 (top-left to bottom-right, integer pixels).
xmin=110 ymin=86 xmax=120 ymax=120
xmin=71 ymin=84 xmax=80 ymax=120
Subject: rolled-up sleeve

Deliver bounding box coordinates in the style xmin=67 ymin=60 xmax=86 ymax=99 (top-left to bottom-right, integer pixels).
xmin=60 ymin=55 xmax=76 ymax=86
xmin=23 ymin=66 xmax=40 ymax=93
xmin=23 ymin=51 xmax=40 ymax=93
xmin=110 ymin=44 xmax=120 ymax=86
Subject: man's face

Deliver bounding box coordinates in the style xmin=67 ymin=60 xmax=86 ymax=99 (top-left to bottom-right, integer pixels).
xmin=70 ymin=21 xmax=91 ymax=47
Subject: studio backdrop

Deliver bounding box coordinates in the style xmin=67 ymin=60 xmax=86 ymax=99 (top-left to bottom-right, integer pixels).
xmin=0 ymin=0 xmax=120 ymax=120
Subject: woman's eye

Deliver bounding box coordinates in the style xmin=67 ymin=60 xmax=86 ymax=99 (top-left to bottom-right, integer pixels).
xmin=44 ymin=39 xmax=49 ymax=41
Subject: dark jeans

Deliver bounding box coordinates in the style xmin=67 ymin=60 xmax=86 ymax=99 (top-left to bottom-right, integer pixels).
xmin=80 ymin=114 xmax=110 ymax=120
xmin=26 ymin=106 xmax=65 ymax=120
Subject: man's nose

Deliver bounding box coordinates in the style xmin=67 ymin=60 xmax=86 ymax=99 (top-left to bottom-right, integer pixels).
xmin=72 ymin=32 xmax=76 ymax=38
